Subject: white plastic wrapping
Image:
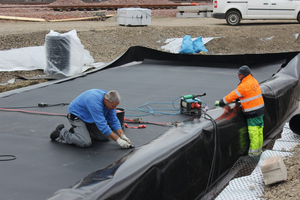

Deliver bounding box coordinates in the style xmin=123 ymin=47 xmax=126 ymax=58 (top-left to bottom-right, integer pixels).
xmin=160 ymin=37 xmax=215 ymax=53
xmin=44 ymin=30 xmax=94 ymax=76
xmin=117 ymin=8 xmax=151 ymax=26
xmin=0 ymin=30 xmax=94 ymax=76
xmin=0 ymin=46 xmax=45 ymax=71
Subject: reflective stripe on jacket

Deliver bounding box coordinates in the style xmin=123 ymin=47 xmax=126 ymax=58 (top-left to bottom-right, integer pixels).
xmin=222 ymin=74 xmax=264 ymax=114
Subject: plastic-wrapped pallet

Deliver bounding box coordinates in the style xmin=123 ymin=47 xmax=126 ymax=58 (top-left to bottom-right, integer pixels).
xmin=117 ymin=8 xmax=151 ymax=26
xmin=45 ymin=30 xmax=94 ymax=76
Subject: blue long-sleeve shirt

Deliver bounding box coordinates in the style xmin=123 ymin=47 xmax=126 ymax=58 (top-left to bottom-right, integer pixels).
xmin=68 ymin=89 xmax=121 ymax=136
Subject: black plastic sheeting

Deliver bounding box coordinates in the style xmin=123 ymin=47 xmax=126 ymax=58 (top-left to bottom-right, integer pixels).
xmin=0 ymin=47 xmax=299 ymax=200
xmin=101 ymin=46 xmax=298 ymax=70
xmin=289 ymin=114 xmax=300 ymax=134
xmin=46 ymin=48 xmax=300 ymax=200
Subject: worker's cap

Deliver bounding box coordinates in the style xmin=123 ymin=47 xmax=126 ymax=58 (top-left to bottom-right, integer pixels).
xmin=237 ymin=65 xmax=251 ymax=75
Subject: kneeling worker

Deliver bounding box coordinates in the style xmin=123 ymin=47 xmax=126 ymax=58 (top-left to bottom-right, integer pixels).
xmin=50 ymin=89 xmax=132 ymax=148
xmin=219 ymin=65 xmax=265 ymax=157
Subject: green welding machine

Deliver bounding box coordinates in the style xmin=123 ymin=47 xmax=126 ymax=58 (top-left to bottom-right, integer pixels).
xmin=180 ymin=93 xmax=206 ymax=115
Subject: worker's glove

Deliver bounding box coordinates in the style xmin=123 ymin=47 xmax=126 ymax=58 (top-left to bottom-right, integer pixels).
xmin=120 ymin=134 xmax=131 ymax=144
xmin=116 ymin=138 xmax=131 ymax=149
xmin=219 ymin=99 xmax=226 ymax=107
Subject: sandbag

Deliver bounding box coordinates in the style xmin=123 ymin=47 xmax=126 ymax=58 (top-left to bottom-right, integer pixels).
xmin=193 ymin=36 xmax=208 ymax=53
xmin=179 ymin=35 xmax=195 ymax=54
xmin=179 ymin=35 xmax=209 ymax=54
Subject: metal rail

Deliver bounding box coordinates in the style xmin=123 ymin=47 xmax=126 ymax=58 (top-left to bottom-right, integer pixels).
xmin=48 ymin=4 xmax=195 ymax=11
xmin=0 ymin=1 xmax=213 ymax=11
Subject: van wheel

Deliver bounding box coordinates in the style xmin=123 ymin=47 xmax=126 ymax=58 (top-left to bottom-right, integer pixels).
xmin=298 ymin=12 xmax=300 ymax=23
xmin=226 ymin=11 xmax=241 ymax=26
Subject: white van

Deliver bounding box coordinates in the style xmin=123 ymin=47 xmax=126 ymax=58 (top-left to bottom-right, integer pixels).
xmin=212 ymin=0 xmax=300 ymax=25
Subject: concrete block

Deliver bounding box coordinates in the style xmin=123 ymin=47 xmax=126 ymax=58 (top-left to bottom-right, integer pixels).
xmin=176 ymin=12 xmax=206 ymax=18
xmin=260 ymin=155 xmax=287 ymax=185
xmin=177 ymin=6 xmax=209 ymax=12
xmin=207 ymin=11 xmax=212 ymax=18
xmin=206 ymin=5 xmax=213 ymax=11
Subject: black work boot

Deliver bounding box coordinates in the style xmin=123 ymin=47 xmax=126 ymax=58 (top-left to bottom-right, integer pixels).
xmin=69 ymin=127 xmax=74 ymax=133
xmin=50 ymin=124 xmax=64 ymax=141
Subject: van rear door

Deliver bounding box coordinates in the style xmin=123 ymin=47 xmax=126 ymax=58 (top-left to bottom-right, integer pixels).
xmin=270 ymin=0 xmax=296 ymax=18
xmin=247 ymin=0 xmax=271 ymax=18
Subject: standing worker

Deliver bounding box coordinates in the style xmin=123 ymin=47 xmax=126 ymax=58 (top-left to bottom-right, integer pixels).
xmin=50 ymin=89 xmax=132 ymax=149
xmin=219 ymin=65 xmax=265 ymax=157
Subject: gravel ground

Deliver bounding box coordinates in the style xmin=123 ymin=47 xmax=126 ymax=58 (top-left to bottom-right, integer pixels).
xmin=1 ymin=15 xmax=300 ymax=199
xmin=1 ymin=17 xmax=299 ymax=91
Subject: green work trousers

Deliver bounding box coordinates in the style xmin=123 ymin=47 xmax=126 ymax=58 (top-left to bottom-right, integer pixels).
xmin=247 ymin=114 xmax=264 ymax=156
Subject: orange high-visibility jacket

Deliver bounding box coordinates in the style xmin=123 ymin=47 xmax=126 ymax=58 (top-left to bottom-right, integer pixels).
xmin=223 ymin=74 xmax=264 ymax=114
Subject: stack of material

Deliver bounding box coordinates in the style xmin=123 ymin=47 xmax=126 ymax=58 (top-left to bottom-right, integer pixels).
xmin=177 ymin=5 xmax=213 ymax=18
xmin=118 ymin=8 xmax=151 ymax=26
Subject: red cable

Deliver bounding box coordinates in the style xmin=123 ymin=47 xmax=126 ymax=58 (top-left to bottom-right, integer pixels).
xmin=0 ymin=108 xmax=67 ymax=117
xmin=124 ymin=117 xmax=168 ymax=125
xmin=124 ymin=123 xmax=146 ymax=129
